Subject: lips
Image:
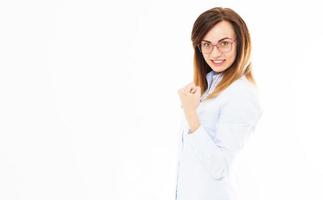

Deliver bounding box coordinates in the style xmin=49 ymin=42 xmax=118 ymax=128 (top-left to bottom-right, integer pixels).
xmin=211 ymin=59 xmax=225 ymax=66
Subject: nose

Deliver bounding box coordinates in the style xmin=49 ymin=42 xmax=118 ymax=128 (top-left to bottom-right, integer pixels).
xmin=210 ymin=46 xmax=222 ymax=57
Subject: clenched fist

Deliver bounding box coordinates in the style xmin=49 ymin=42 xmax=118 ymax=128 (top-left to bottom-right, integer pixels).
xmin=177 ymin=82 xmax=201 ymax=115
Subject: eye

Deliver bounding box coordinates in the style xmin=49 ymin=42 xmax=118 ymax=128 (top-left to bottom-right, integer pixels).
xmin=220 ymin=41 xmax=230 ymax=46
xmin=201 ymin=42 xmax=211 ymax=48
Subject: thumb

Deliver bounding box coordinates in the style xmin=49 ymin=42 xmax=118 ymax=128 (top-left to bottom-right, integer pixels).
xmin=195 ymin=86 xmax=201 ymax=95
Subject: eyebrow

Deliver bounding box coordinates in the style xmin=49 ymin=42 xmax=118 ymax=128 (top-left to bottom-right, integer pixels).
xmin=202 ymin=37 xmax=233 ymax=43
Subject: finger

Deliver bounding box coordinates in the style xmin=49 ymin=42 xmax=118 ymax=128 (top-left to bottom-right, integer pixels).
xmin=189 ymin=87 xmax=197 ymax=94
xmin=177 ymin=88 xmax=187 ymax=96
xmin=177 ymin=88 xmax=185 ymax=94
xmin=185 ymin=83 xmax=196 ymax=93
xmin=195 ymin=86 xmax=201 ymax=95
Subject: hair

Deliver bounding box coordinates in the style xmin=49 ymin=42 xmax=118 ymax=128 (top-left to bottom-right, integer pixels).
xmin=191 ymin=7 xmax=255 ymax=100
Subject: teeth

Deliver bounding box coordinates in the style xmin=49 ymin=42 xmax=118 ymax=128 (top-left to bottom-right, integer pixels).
xmin=213 ymin=60 xmax=224 ymax=63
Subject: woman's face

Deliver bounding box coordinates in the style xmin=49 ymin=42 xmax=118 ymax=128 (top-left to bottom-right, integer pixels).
xmin=200 ymin=20 xmax=237 ymax=73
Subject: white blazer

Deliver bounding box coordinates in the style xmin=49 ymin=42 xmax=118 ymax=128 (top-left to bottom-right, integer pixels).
xmin=175 ymin=70 xmax=262 ymax=200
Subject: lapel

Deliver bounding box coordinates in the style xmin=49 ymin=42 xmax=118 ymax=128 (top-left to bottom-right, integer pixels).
xmin=200 ymin=71 xmax=222 ymax=102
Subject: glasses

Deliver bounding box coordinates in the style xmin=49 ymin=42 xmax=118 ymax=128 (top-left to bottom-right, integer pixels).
xmin=198 ymin=39 xmax=236 ymax=54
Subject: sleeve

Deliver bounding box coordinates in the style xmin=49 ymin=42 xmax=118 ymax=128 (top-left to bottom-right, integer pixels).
xmin=183 ymin=86 xmax=262 ymax=180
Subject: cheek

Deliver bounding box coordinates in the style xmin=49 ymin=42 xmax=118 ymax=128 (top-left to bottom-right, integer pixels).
xmin=226 ymin=51 xmax=237 ymax=64
xmin=202 ymin=54 xmax=208 ymax=61
xmin=202 ymin=55 xmax=211 ymax=65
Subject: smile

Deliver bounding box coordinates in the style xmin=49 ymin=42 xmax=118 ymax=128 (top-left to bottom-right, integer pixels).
xmin=212 ymin=60 xmax=225 ymax=66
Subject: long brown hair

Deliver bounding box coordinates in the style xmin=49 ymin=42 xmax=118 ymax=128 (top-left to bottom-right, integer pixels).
xmin=191 ymin=7 xmax=255 ymax=100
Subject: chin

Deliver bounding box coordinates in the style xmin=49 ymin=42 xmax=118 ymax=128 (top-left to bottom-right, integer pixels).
xmin=210 ymin=63 xmax=232 ymax=73
xmin=211 ymin=67 xmax=226 ymax=73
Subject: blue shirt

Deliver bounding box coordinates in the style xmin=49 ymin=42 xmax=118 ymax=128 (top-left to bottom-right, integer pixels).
xmin=175 ymin=70 xmax=262 ymax=200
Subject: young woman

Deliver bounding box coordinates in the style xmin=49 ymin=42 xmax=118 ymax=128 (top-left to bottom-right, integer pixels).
xmin=176 ymin=7 xmax=262 ymax=200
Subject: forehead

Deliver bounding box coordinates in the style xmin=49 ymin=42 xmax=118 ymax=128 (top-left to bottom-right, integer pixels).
xmin=203 ymin=20 xmax=235 ymax=42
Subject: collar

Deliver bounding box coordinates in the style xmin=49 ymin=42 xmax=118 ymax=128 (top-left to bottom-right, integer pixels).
xmin=206 ymin=70 xmax=218 ymax=87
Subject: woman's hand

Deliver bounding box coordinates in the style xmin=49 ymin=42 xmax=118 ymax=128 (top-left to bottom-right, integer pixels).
xmin=177 ymin=82 xmax=201 ymax=115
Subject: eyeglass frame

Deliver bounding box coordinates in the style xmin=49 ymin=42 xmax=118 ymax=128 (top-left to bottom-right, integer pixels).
xmin=197 ymin=38 xmax=237 ymax=54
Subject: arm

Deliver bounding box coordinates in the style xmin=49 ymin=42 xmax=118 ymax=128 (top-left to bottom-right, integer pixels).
xmin=183 ymin=110 xmax=201 ymax=133
xmin=183 ymin=85 xmax=262 ymax=180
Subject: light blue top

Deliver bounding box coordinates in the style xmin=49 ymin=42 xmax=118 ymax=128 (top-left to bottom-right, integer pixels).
xmin=175 ymin=70 xmax=262 ymax=200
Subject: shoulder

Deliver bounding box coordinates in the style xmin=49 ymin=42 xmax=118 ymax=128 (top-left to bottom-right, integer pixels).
xmin=219 ymin=76 xmax=262 ymax=123
xmin=221 ymin=76 xmax=259 ymax=100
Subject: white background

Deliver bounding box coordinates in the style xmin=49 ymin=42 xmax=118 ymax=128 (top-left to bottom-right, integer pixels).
xmin=1 ymin=0 xmax=323 ymax=199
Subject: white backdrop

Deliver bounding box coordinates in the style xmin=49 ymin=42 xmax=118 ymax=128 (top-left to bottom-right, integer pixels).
xmin=1 ymin=0 xmax=323 ymax=199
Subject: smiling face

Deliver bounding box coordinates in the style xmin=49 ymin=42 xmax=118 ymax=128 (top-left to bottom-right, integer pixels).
xmin=201 ymin=20 xmax=237 ymax=73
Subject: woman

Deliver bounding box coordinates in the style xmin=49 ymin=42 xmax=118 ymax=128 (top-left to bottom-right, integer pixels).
xmin=176 ymin=7 xmax=262 ymax=200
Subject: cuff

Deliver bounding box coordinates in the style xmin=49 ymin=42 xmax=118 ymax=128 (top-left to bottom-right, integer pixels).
xmin=184 ymin=125 xmax=215 ymax=147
